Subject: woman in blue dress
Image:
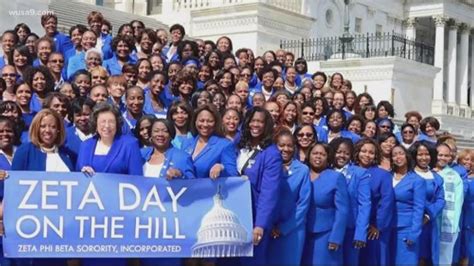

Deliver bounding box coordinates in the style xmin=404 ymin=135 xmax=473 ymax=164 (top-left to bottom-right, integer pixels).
xmin=268 ymin=128 xmax=311 ymax=265
xmin=294 ymin=124 xmax=317 ymax=162
xmin=329 ymin=137 xmax=371 ymax=266
xmin=121 ymin=86 xmax=145 ymax=134
xmin=237 ymin=107 xmax=282 ymax=265
xmin=319 ymin=109 xmax=360 ymax=144
xmin=410 ymin=141 xmax=445 ymax=265
xmin=64 ymin=97 xmax=94 ymax=161
xmin=302 ymin=142 xmax=350 ymax=266
xmin=390 ymin=145 xmax=426 ymax=265
xmin=355 ymin=138 xmax=394 ymax=266
xmin=143 ymin=70 xmax=170 ymax=118
xmin=181 ymin=104 xmax=238 ymax=179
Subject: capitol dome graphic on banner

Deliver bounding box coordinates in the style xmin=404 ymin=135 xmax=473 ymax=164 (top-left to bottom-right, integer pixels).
xmin=192 ymin=186 xmax=252 ymax=257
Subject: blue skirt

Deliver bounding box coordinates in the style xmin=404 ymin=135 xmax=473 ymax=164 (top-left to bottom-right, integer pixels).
xmin=302 ymin=231 xmax=342 ymax=266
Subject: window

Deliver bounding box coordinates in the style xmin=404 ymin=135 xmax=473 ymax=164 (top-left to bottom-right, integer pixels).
xmin=148 ymin=0 xmax=163 ymax=15
xmin=355 ymin=17 xmax=362 ymax=33
xmin=376 ymin=24 xmax=383 ymax=36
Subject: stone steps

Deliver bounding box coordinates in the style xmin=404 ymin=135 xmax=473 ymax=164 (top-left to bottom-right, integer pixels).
xmin=49 ymin=0 xmax=168 ymax=34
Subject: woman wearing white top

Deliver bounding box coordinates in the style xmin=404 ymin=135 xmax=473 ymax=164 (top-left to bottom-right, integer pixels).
xmin=12 ymin=108 xmax=74 ymax=172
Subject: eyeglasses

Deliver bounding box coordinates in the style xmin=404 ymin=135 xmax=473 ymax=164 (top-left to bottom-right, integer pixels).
xmin=93 ymin=76 xmax=107 ymax=80
xmin=302 ymin=111 xmax=315 ymax=115
xmin=379 ymin=125 xmax=391 ymax=129
xmin=402 ymin=130 xmax=414 ymax=134
xmin=297 ymin=133 xmax=313 ymax=138
xmin=241 ymin=73 xmax=251 ymax=77
xmin=49 ymin=59 xmax=64 ymax=63
xmin=2 ymin=73 xmax=16 ymax=77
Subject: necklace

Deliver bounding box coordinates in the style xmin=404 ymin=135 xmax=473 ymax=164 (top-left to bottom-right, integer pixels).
xmin=40 ymin=145 xmax=57 ymax=153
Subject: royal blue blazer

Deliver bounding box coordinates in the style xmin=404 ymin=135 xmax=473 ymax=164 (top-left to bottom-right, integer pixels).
xmin=0 ymin=152 xmax=13 ymax=200
xmin=240 ymin=144 xmax=282 ymax=229
xmin=274 ymin=159 xmax=311 ymax=235
xmin=318 ymin=129 xmax=361 ymax=144
xmin=76 ymin=135 xmax=143 ymax=175
xmin=181 ymin=135 xmax=238 ymax=179
xmin=52 ymin=31 xmax=73 ymax=55
xmin=12 ymin=142 xmax=75 ymax=171
xmin=344 ymin=165 xmax=371 ymax=242
xmin=67 ymin=51 xmax=85 ymax=80
xmin=64 ymin=126 xmax=89 ymax=162
xmin=451 ymin=163 xmax=468 ymax=179
xmin=307 ymin=169 xmax=350 ymax=245
xmin=103 ymin=53 xmax=138 ymax=76
xmin=423 ymin=171 xmax=445 ymax=220
xmin=392 ymin=171 xmax=426 ymax=243
xmin=463 ymin=177 xmax=474 ymax=230
xmin=99 ymin=33 xmax=113 ymax=60
xmin=141 ymin=146 xmax=196 ymax=179
xmin=367 ymin=166 xmax=395 ymax=232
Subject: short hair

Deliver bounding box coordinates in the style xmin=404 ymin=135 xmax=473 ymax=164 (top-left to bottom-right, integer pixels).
xmin=294 ymin=124 xmax=318 ymax=145
xmin=85 ymin=47 xmax=103 ymax=60
xmin=306 ymin=142 xmax=334 ymax=167
xmin=70 ymin=97 xmax=95 ymax=115
xmin=311 ymin=71 xmax=327 ymax=83
xmin=24 ymin=66 xmax=55 ymax=95
xmin=353 ymin=138 xmax=381 ymax=166
xmin=0 ymin=115 xmax=19 ymax=145
xmin=172 ymin=70 xmax=197 ymax=96
xmin=87 ymin=11 xmax=104 ymax=24
xmin=111 ymin=35 xmax=135 ymax=52
xmin=377 ymin=132 xmax=398 ymax=146
xmin=313 ymin=97 xmax=330 ymax=116
xmin=147 ymin=70 xmax=169 ymax=85
xmin=102 ymin=19 xmax=112 ymax=31
xmin=106 ymin=75 xmax=128 ymax=88
xmin=326 ymin=109 xmax=347 ymax=129
xmin=177 ymin=40 xmax=199 ymax=59
xmin=2 ymin=30 xmax=19 ymax=44
xmin=354 ymin=92 xmax=374 ymax=114
xmin=69 ymin=24 xmax=88 ymax=38
xmin=122 ymin=63 xmax=137 ymax=74
xmin=404 ymin=111 xmax=422 ymax=122
xmin=258 ymin=65 xmax=277 ymax=81
xmin=294 ymin=57 xmax=308 ymax=73
xmin=36 ymin=36 xmax=55 ymax=52
xmin=458 ymin=149 xmax=474 ymax=165
xmin=274 ymin=127 xmax=295 ymax=146
xmin=169 ymin=24 xmax=186 ymax=36
xmin=391 ymin=145 xmax=415 ymax=171
xmin=329 ymin=137 xmax=354 ymax=163
xmin=376 ymin=100 xmax=395 ymax=118
xmin=43 ymin=91 xmax=70 ymax=110
xmin=409 ymin=140 xmax=437 ymax=169
xmin=40 ymin=13 xmax=57 ymax=26
xmin=235 ymin=48 xmax=249 ymax=59
xmin=239 ymin=107 xmax=274 ymax=149
xmin=139 ymin=28 xmax=158 ymax=44
xmin=29 ymin=109 xmax=65 ymax=147
xmin=90 ymin=102 xmax=123 ymax=136
xmin=190 ymin=104 xmax=223 ymax=137
xmin=420 ymin=116 xmax=440 ymax=133
xmin=89 ymin=66 xmax=109 ymax=77
xmin=152 ymin=118 xmax=177 ymax=141
xmin=8 ymin=45 xmax=33 ymax=67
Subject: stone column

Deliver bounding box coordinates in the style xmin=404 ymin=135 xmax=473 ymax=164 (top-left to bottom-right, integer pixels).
xmin=457 ymin=23 xmax=470 ymax=117
xmin=447 ymin=19 xmax=458 ymax=115
xmin=405 ymin=17 xmax=417 ymax=40
xmin=432 ymin=15 xmax=446 ymax=115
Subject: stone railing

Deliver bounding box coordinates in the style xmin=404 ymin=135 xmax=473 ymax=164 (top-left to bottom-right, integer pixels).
xmin=171 ymin=0 xmax=302 ymax=13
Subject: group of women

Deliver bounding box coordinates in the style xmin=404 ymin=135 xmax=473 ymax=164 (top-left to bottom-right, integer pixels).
xmin=0 ymin=10 xmax=473 ymax=266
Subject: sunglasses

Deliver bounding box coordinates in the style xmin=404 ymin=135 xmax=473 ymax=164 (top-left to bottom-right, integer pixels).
xmin=302 ymin=111 xmax=315 ymax=115
xmin=2 ymin=73 xmax=16 ymax=77
xmin=379 ymin=125 xmax=391 ymax=129
xmin=49 ymin=59 xmax=64 ymax=63
xmin=297 ymin=133 xmax=313 ymax=138
xmin=402 ymin=130 xmax=414 ymax=134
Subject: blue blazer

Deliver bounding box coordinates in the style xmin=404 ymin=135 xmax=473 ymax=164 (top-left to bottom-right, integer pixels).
xmin=51 ymin=31 xmax=73 ymax=55
xmin=451 ymin=163 xmax=468 ymax=179
xmin=12 ymin=142 xmax=74 ymax=171
xmin=240 ymin=144 xmax=282 ymax=229
xmin=103 ymin=53 xmax=138 ymax=76
xmin=367 ymin=166 xmax=395 ymax=232
xmin=181 ymin=135 xmax=238 ymax=178
xmin=343 ymin=165 xmax=371 ymax=242
xmin=392 ymin=171 xmax=426 ymax=243
xmin=423 ymin=171 xmax=445 ymax=220
xmin=64 ymin=126 xmax=90 ymax=162
xmin=307 ymin=169 xmax=349 ymax=245
xmin=67 ymin=51 xmax=85 ymax=80
xmin=143 ymin=90 xmax=170 ymax=118
xmin=76 ymin=135 xmax=143 ymax=175
xmin=141 ymin=146 xmax=196 ymax=179
xmin=161 ymin=45 xmax=180 ymax=63
xmin=274 ymin=159 xmax=311 ymax=235
xmin=99 ymin=33 xmax=113 ymax=60
xmin=318 ymin=129 xmax=361 ymax=144
xmin=463 ymin=176 xmax=474 ymax=229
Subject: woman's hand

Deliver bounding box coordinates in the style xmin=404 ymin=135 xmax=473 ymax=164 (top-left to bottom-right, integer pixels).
xmin=166 ymin=168 xmax=182 ymax=180
xmin=353 ymin=240 xmax=366 ymax=249
xmin=209 ymin=164 xmax=224 ymax=179
xmin=368 ymin=225 xmax=380 ymax=240
xmin=252 ymin=227 xmax=264 ymax=246
xmin=81 ymin=166 xmax=95 ymax=177
xmin=0 ymin=201 xmax=4 ymax=236
xmin=404 ymin=239 xmax=414 ymax=246
xmin=0 ymin=170 xmax=8 ymax=181
xmin=328 ymin=243 xmax=339 ymax=251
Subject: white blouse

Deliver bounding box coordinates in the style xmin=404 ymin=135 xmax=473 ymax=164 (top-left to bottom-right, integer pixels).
xmin=46 ymin=153 xmax=70 ymax=172
xmin=143 ymin=162 xmax=164 ymax=178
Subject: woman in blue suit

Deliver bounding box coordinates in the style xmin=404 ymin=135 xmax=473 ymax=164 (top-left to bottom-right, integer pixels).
xmin=237 ymin=107 xmax=282 ymax=265
xmin=268 ymin=129 xmax=311 ymax=265
xmin=390 ymin=145 xmax=426 ymax=265
xmin=410 ymin=141 xmax=445 ymax=265
xmin=0 ymin=116 xmax=18 ymax=172
xmin=181 ymin=104 xmax=238 ymax=179
xmin=355 ymin=138 xmax=394 ymax=266
xmin=103 ymin=35 xmax=137 ymax=76
xmin=329 ymin=138 xmax=371 ymax=266
xmin=302 ymin=142 xmax=349 ymax=266
xmin=64 ymin=97 xmax=94 ymax=161
xmin=77 ymin=102 xmax=143 ymax=176
xmin=12 ymin=109 xmax=74 ymax=266
xmin=142 ymin=118 xmax=195 ymax=179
